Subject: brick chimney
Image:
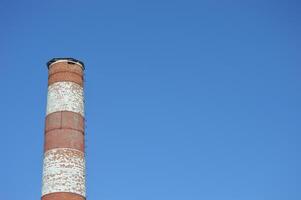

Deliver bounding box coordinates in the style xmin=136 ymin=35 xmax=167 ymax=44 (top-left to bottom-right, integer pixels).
xmin=42 ymin=58 xmax=86 ymax=200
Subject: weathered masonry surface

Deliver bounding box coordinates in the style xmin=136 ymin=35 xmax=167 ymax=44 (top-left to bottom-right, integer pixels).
xmin=46 ymin=82 xmax=84 ymax=116
xmin=42 ymin=58 xmax=86 ymax=200
xmin=42 ymin=148 xmax=85 ymax=196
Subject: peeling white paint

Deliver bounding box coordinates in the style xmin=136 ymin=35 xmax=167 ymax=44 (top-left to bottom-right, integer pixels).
xmin=46 ymin=82 xmax=84 ymax=116
xmin=42 ymin=148 xmax=86 ymax=197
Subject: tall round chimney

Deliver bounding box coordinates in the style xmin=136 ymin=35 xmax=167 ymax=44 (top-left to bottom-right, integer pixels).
xmin=42 ymin=58 xmax=86 ymax=200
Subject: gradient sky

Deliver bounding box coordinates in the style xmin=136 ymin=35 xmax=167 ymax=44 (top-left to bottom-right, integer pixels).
xmin=0 ymin=0 xmax=300 ymax=199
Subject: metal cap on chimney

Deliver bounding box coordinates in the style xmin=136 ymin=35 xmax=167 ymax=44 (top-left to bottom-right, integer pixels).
xmin=47 ymin=57 xmax=85 ymax=70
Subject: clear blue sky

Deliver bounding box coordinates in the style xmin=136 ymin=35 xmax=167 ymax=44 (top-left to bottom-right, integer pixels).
xmin=0 ymin=0 xmax=300 ymax=199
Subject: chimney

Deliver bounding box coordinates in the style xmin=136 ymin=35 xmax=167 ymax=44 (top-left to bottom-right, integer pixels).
xmin=42 ymin=58 xmax=86 ymax=200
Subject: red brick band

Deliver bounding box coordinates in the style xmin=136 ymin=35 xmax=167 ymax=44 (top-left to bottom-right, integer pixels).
xmin=48 ymin=62 xmax=83 ymax=75
xmin=45 ymin=111 xmax=85 ymax=152
xmin=42 ymin=192 xmax=85 ymax=200
xmin=48 ymin=62 xmax=84 ymax=86
xmin=44 ymin=129 xmax=84 ymax=152
xmin=48 ymin=71 xmax=83 ymax=86
xmin=45 ymin=111 xmax=84 ymax=134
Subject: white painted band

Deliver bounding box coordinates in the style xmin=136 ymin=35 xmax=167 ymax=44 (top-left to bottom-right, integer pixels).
xmin=42 ymin=148 xmax=86 ymax=197
xmin=46 ymin=82 xmax=84 ymax=116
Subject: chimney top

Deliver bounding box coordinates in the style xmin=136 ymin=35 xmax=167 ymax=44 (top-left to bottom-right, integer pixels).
xmin=47 ymin=58 xmax=85 ymax=70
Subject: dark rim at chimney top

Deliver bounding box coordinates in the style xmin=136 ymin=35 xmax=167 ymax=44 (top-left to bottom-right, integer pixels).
xmin=47 ymin=58 xmax=85 ymax=70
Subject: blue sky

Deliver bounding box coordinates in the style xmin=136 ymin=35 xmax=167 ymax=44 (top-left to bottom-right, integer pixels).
xmin=0 ymin=0 xmax=300 ymax=199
